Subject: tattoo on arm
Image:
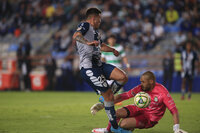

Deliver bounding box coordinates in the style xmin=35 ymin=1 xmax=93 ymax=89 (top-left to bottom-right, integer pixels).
xmin=75 ymin=34 xmax=88 ymax=44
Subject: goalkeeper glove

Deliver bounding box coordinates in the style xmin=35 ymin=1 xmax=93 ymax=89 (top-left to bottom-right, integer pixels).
xmin=90 ymin=103 xmax=104 ymax=115
xmin=173 ymin=124 xmax=188 ymax=133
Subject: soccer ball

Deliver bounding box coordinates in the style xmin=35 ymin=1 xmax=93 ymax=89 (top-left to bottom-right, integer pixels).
xmin=134 ymin=91 xmax=151 ymax=108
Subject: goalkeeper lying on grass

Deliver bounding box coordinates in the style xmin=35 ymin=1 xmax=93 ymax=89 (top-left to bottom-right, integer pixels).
xmin=91 ymin=71 xmax=188 ymax=133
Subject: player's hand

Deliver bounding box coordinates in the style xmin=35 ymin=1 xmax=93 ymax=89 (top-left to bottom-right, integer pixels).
xmin=173 ymin=124 xmax=188 ymax=133
xmin=90 ymin=103 xmax=104 ymax=115
xmin=113 ymin=49 xmax=119 ymax=57
xmin=87 ymin=40 xmax=99 ymax=46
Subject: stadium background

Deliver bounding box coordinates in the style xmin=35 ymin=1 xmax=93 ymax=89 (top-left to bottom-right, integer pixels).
xmin=0 ymin=0 xmax=200 ymax=133
xmin=0 ymin=0 xmax=200 ymax=92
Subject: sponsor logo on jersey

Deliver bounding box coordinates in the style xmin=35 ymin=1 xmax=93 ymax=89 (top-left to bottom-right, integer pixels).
xmin=77 ymin=27 xmax=82 ymax=31
xmin=154 ymin=96 xmax=158 ymax=102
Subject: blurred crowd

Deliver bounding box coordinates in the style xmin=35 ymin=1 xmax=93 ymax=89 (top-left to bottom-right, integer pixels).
xmin=1 ymin=0 xmax=200 ymax=52
xmin=0 ymin=0 xmax=200 ymax=91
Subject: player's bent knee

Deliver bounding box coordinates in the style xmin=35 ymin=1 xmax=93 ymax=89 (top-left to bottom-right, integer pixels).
xmin=123 ymin=74 xmax=128 ymax=83
xmin=119 ymin=74 xmax=128 ymax=84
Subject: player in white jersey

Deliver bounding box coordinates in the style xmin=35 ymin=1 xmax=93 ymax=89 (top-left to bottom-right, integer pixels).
xmin=73 ymin=8 xmax=128 ymax=132
xmin=102 ymin=35 xmax=131 ymax=105
xmin=181 ymin=41 xmax=199 ymax=100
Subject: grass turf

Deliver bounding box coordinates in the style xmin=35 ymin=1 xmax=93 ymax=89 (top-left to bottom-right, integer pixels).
xmin=0 ymin=92 xmax=200 ymax=133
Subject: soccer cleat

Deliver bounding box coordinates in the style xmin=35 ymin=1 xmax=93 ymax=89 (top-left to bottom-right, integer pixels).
xmin=91 ymin=128 xmax=109 ymax=133
xmin=111 ymin=127 xmax=132 ymax=133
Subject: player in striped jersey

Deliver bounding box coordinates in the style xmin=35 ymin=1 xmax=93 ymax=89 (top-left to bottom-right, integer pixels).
xmin=73 ymin=8 xmax=129 ymax=132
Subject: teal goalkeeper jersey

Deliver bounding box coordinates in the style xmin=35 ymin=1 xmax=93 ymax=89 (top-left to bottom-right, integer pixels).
xmin=101 ymin=44 xmax=126 ymax=68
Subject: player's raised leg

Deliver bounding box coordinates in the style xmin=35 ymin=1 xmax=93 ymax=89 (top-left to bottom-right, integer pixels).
xmin=103 ymin=66 xmax=128 ymax=130
xmin=109 ymin=67 xmax=128 ymax=94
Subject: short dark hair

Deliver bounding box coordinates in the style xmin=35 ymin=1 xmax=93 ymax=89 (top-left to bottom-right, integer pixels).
xmin=86 ymin=7 xmax=101 ymax=18
xmin=108 ymin=34 xmax=116 ymax=39
xmin=142 ymin=71 xmax=156 ymax=82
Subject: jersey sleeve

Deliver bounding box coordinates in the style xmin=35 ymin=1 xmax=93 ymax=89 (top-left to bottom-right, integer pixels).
xmin=75 ymin=22 xmax=90 ymax=35
xmin=162 ymin=89 xmax=178 ymax=114
xmin=119 ymin=45 xmax=126 ymax=57
xmin=120 ymin=85 xmax=141 ymax=101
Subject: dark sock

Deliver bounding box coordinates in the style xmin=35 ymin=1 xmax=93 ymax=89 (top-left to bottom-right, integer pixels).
xmin=181 ymin=89 xmax=185 ymax=97
xmin=104 ymin=101 xmax=118 ymax=129
xmin=188 ymin=92 xmax=191 ymax=99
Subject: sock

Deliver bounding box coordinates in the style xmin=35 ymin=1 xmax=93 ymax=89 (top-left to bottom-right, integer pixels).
xmin=181 ymin=89 xmax=185 ymax=97
xmin=104 ymin=101 xmax=118 ymax=129
xmin=188 ymin=91 xmax=191 ymax=99
xmin=111 ymin=81 xmax=124 ymax=94
xmin=107 ymin=118 xmax=120 ymax=131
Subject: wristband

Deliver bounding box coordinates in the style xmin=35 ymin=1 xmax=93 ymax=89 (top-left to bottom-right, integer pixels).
xmin=173 ymin=124 xmax=180 ymax=131
xmin=126 ymin=64 xmax=130 ymax=68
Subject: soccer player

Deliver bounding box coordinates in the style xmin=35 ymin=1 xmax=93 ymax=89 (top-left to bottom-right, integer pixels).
xmin=91 ymin=71 xmax=187 ymax=133
xmin=73 ymin=8 xmax=128 ymax=131
xmin=102 ymin=34 xmax=131 ymax=105
xmin=181 ymin=41 xmax=199 ymax=100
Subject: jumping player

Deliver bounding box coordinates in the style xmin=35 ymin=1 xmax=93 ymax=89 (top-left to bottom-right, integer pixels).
xmin=73 ymin=8 xmax=128 ymax=131
xmin=91 ymin=71 xmax=187 ymax=133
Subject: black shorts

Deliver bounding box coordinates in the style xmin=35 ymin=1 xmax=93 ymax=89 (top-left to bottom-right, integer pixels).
xmin=80 ymin=63 xmax=115 ymax=94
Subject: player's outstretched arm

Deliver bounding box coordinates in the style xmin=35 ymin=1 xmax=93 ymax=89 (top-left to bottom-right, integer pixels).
xmin=172 ymin=110 xmax=188 ymax=133
xmin=73 ymin=32 xmax=99 ymax=46
xmin=101 ymin=43 xmax=119 ymax=56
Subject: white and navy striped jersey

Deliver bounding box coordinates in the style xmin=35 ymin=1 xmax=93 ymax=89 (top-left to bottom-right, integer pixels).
xmin=181 ymin=50 xmax=198 ymax=76
xmin=75 ymin=22 xmax=102 ymax=69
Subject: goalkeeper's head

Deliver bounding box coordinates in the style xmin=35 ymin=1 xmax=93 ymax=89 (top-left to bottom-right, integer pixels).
xmin=140 ymin=71 xmax=156 ymax=91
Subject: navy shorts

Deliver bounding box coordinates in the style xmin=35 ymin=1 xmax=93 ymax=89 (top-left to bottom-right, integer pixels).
xmin=80 ymin=63 xmax=115 ymax=94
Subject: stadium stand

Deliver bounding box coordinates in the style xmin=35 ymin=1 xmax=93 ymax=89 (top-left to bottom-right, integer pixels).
xmin=0 ymin=0 xmax=199 ymax=91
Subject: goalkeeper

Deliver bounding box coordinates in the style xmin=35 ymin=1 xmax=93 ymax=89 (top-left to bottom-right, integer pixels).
xmin=91 ymin=71 xmax=187 ymax=133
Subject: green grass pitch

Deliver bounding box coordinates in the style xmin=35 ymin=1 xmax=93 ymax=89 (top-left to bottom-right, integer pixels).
xmin=0 ymin=92 xmax=200 ymax=133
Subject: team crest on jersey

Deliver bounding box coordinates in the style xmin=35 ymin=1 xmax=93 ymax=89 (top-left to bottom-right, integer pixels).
xmin=77 ymin=27 xmax=82 ymax=31
xmin=154 ymin=97 xmax=158 ymax=102
xmin=131 ymin=91 xmax=136 ymax=96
